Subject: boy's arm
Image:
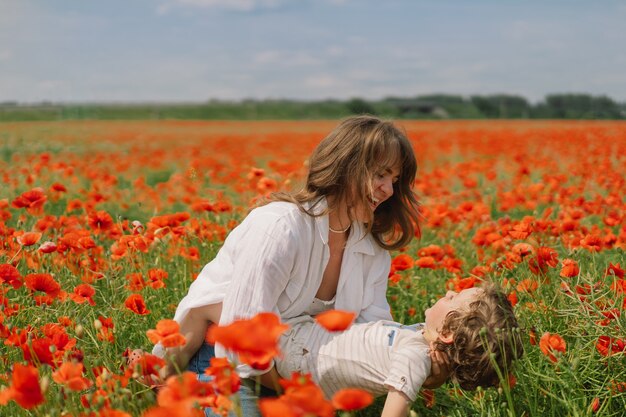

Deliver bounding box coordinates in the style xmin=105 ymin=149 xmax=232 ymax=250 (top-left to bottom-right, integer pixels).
xmin=381 ymin=388 xmax=410 ymax=417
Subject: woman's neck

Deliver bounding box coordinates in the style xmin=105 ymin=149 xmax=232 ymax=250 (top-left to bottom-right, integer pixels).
xmin=326 ymin=195 xmax=351 ymax=233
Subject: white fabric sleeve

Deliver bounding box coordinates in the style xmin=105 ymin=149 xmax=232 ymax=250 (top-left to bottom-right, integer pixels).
xmin=385 ymin=346 xmax=431 ymax=402
xmin=356 ymin=250 xmax=393 ymax=323
xmin=217 ymin=211 xmax=298 ymax=377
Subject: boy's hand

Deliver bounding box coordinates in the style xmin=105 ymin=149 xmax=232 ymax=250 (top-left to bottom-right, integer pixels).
xmin=422 ymin=346 xmax=451 ymax=389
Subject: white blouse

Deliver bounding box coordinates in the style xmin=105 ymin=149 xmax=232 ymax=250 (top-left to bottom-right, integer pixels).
xmin=164 ymin=197 xmax=393 ymax=377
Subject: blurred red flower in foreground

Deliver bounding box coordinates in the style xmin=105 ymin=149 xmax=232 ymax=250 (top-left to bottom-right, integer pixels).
xmin=539 ymin=332 xmax=566 ymax=362
xmin=142 ymin=372 xmax=215 ymax=417
xmin=0 ymin=363 xmax=45 ymax=409
xmin=204 ymin=357 xmax=240 ymax=395
xmin=52 ymin=361 xmax=93 ymax=391
xmin=146 ymin=319 xmax=186 ymax=348
xmin=315 ymin=310 xmax=356 ymax=332
xmin=207 ymin=312 xmax=289 ymax=370
xmin=259 ymin=380 xmax=334 ymax=417
xmin=331 ymin=388 xmax=373 ymax=411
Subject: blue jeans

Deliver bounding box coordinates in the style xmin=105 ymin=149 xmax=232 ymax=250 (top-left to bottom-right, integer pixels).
xmin=187 ymin=343 xmax=262 ymax=417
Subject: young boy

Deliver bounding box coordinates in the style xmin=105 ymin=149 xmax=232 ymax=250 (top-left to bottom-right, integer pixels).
xmin=274 ymin=285 xmax=523 ymax=417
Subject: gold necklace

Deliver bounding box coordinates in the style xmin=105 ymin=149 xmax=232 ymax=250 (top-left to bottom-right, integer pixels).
xmin=329 ymin=223 xmax=351 ymax=233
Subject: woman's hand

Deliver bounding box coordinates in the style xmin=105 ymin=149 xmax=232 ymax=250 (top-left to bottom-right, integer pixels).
xmin=422 ymin=347 xmax=451 ymax=389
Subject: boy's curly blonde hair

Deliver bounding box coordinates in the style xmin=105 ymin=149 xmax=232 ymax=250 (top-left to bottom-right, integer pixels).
xmin=433 ymin=284 xmax=524 ymax=390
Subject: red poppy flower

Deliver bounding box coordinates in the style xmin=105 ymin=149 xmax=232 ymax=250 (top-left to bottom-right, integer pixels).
xmin=11 ymin=188 xmax=47 ymax=215
xmin=259 ymin=384 xmax=334 ymax=417
xmin=37 ymin=241 xmax=57 ymax=254
xmin=0 ymin=363 xmax=45 ymax=409
xmin=124 ymin=294 xmax=150 ymax=315
xmin=331 ymin=388 xmax=373 ymax=411
xmin=97 ymin=316 xmax=115 ymax=343
xmin=143 ymin=406 xmax=204 ymax=417
xmin=50 ymin=182 xmax=67 ymax=193
xmin=69 ymin=284 xmax=96 ymax=306
xmin=510 ymin=242 xmax=534 ymax=258
xmin=278 ymin=372 xmax=317 ymax=392
xmin=17 ymin=232 xmax=42 ymax=247
xmin=516 ymin=279 xmax=538 ymax=293
xmin=207 ymin=312 xmax=289 ymax=370
xmin=125 ymin=273 xmax=146 ymax=292
xmin=258 ymin=397 xmax=296 ymax=417
xmin=147 ymin=268 xmax=168 ymax=289
xmin=559 ymin=259 xmax=580 ymax=278
xmin=25 ymin=273 xmax=62 ymax=298
xmin=421 ymin=388 xmax=436 ymax=408
xmin=128 ymin=352 xmax=167 ymax=382
xmin=315 ymin=310 xmax=356 ymax=332
xmin=52 ymin=362 xmax=93 ymax=391
xmin=417 ymin=244 xmax=445 ymax=261
xmin=590 ymin=397 xmax=600 ymax=413
xmin=146 ymin=319 xmax=186 ymax=348
xmin=528 ymin=247 xmax=558 ymax=275
xmin=508 ymin=222 xmax=533 ymax=240
xmin=0 ymin=263 xmax=23 ymax=289
xmin=415 ymin=256 xmax=436 ymax=269
xmin=88 ymin=210 xmax=114 ymax=232
xmin=507 ymin=291 xmax=518 ymax=307
xmin=539 ymin=332 xmax=566 ymax=362
xmin=256 ymin=177 xmax=278 ymax=194
xmin=580 ymin=235 xmax=603 ymax=252
xmin=606 ymin=263 xmax=624 ymax=279
xmin=204 ymin=357 xmax=240 ymax=396
xmin=156 ymin=371 xmax=216 ymax=409
xmin=596 ymin=336 xmax=626 ymax=357
xmin=391 ymin=254 xmax=414 ymax=271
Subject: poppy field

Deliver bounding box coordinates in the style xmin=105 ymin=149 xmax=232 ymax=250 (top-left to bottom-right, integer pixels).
xmin=1 ymin=119 xmax=625 ymax=417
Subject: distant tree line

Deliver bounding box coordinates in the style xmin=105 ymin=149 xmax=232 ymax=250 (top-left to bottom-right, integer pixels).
xmin=1 ymin=93 xmax=624 ymax=121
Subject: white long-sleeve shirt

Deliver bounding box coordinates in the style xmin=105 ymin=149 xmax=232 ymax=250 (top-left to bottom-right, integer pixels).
xmin=161 ymin=197 xmax=393 ymax=377
xmin=277 ymin=319 xmax=430 ymax=401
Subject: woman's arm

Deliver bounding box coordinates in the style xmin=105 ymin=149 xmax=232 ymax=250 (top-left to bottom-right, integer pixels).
xmin=381 ymin=388 xmax=410 ymax=417
xmin=218 ymin=212 xmax=298 ymax=377
xmin=162 ymin=303 xmax=222 ymax=377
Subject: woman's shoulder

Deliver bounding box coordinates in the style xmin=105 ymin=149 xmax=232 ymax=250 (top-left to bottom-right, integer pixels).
xmin=243 ymin=201 xmax=313 ymax=232
xmin=249 ymin=201 xmax=304 ymax=219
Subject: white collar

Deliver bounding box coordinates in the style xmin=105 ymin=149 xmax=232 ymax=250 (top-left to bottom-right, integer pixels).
xmin=309 ymin=196 xmax=376 ymax=256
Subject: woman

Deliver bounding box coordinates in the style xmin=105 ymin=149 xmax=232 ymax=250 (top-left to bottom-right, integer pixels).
xmin=154 ymin=115 xmax=421 ymax=416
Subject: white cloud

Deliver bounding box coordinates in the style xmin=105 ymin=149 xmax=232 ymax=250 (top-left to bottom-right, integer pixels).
xmin=158 ymin=0 xmax=287 ymax=13
xmin=253 ymin=50 xmax=322 ymax=67
xmin=0 ymin=49 xmax=11 ymax=61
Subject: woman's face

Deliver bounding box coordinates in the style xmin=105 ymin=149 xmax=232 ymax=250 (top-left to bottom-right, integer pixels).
xmin=351 ymin=162 xmax=400 ymax=223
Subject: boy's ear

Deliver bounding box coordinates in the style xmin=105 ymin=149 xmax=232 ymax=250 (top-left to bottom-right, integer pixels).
xmin=438 ymin=332 xmax=454 ymax=344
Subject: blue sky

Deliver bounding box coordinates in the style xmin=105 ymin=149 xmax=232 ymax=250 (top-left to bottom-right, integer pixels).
xmin=1 ymin=0 xmax=625 ymax=103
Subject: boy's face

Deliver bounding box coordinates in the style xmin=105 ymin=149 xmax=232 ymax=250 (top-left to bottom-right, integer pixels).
xmin=423 ymin=287 xmax=482 ymax=343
